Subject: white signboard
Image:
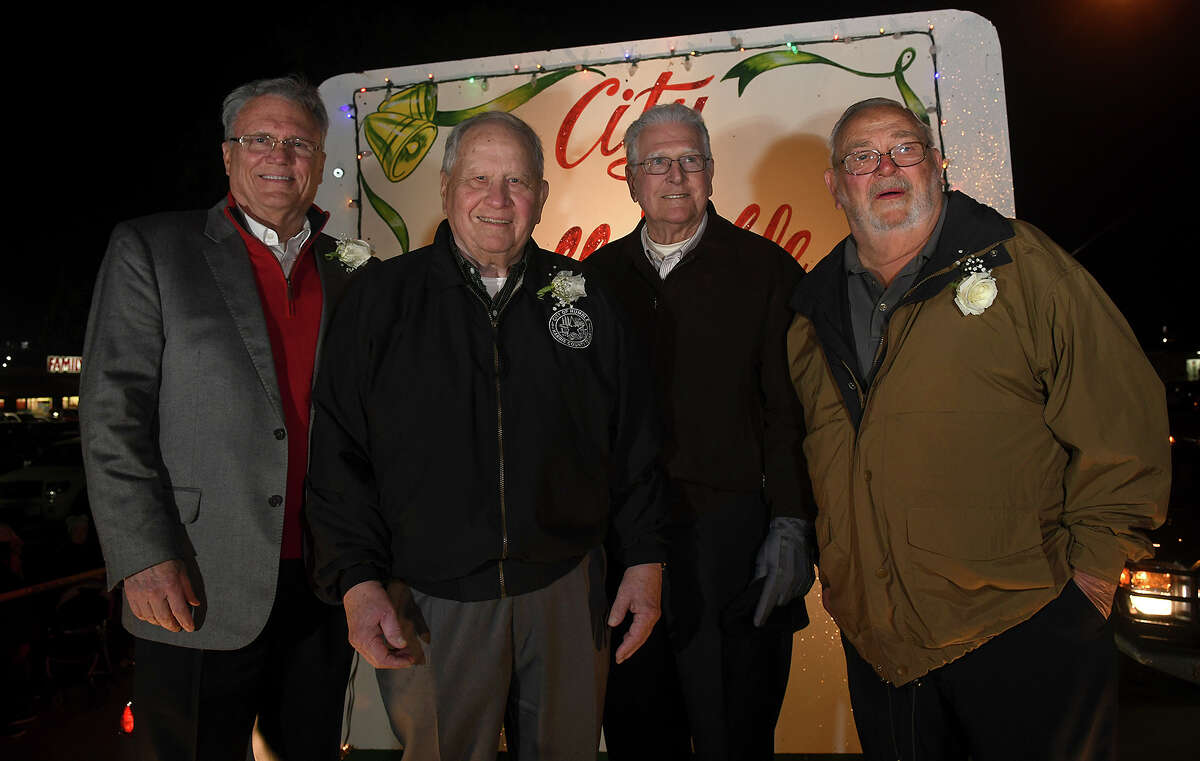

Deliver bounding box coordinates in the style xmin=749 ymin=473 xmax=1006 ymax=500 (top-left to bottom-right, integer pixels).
xmin=317 ymin=9 xmax=1008 ymax=754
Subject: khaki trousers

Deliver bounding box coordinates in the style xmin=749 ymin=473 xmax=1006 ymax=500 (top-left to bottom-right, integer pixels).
xmin=377 ymin=551 xmax=609 ymax=761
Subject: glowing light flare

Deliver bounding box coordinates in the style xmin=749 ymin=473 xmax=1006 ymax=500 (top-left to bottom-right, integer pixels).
xmin=1129 ymin=570 xmax=1173 ymax=593
xmin=1129 ymin=595 xmax=1173 ymax=617
xmin=121 ymin=702 xmax=135 ymax=733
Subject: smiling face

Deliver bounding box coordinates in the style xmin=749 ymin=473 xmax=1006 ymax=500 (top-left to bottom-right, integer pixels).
xmin=222 ymin=95 xmax=325 ymax=236
xmin=627 ymin=121 xmax=714 ymax=244
xmin=440 ymin=122 xmax=549 ymax=270
xmin=824 ymin=105 xmax=943 ymax=235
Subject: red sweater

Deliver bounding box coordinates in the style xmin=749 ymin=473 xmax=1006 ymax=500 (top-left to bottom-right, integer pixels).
xmin=226 ymin=204 xmax=324 ymax=559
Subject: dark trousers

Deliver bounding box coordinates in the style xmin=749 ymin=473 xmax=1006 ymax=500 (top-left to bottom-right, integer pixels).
xmin=604 ymin=484 xmax=793 ymax=761
xmin=844 ymin=580 xmax=1117 ymax=761
xmin=128 ymin=560 xmax=353 ymax=761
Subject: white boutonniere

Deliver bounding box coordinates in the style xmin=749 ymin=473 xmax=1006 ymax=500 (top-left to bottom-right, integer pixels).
xmin=537 ymin=270 xmax=587 ymax=307
xmin=952 ymin=256 xmax=998 ymax=316
xmin=325 ymin=238 xmax=373 ymax=271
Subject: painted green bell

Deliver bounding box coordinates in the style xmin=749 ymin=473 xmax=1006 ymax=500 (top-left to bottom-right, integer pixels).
xmin=364 ymin=83 xmax=439 ymax=182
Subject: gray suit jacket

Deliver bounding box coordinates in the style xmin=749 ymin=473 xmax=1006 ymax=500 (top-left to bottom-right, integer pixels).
xmin=80 ymin=198 xmax=352 ymax=650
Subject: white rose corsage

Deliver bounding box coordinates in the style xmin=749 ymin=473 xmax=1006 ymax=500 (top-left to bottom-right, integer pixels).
xmin=537 ymin=270 xmax=587 ymax=307
xmin=952 ymin=256 xmax=998 ymax=316
xmin=325 ymin=238 xmax=373 ymax=271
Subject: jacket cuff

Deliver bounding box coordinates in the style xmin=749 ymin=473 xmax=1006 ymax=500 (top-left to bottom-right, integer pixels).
xmin=338 ymin=564 xmax=387 ymax=600
xmin=616 ymin=540 xmax=667 ymax=569
xmin=1068 ymin=530 xmax=1138 ymax=585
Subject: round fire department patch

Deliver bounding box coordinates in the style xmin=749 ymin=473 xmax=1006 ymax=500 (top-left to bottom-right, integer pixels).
xmin=548 ymin=306 xmax=593 ymax=349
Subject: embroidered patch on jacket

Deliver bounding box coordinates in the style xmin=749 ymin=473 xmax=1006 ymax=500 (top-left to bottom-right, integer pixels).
xmin=548 ymin=306 xmax=593 ymax=349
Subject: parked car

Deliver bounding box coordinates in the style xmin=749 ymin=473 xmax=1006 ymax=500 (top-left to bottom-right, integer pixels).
xmin=0 ymin=437 xmax=88 ymax=526
xmin=1114 ymin=383 xmax=1199 ymax=685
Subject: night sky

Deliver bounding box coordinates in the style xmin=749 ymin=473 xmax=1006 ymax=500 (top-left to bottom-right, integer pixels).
xmin=6 ymin=0 xmax=1197 ymax=357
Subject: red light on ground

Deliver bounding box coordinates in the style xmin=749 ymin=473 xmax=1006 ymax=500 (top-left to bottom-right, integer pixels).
xmin=120 ymin=702 xmax=134 ymax=734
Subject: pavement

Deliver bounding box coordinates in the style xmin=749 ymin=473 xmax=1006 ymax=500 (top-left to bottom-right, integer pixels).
xmin=1 ymin=655 xmax=1197 ymax=760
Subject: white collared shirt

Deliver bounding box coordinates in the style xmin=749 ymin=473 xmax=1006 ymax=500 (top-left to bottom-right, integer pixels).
xmin=640 ymin=213 xmax=709 ymax=279
xmin=241 ymin=213 xmax=312 ymax=278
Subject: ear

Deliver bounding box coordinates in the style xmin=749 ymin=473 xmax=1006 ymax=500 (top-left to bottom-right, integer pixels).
xmin=440 ymin=172 xmax=450 ymax=215
xmin=312 ymin=150 xmax=326 ymax=188
xmin=222 ymin=141 xmax=233 ymax=177
xmin=930 ymin=147 xmax=947 ymax=187
xmin=533 ymin=179 xmax=550 ymax=225
xmin=626 ymin=166 xmax=637 ymax=203
xmin=823 ymin=168 xmax=842 ymax=210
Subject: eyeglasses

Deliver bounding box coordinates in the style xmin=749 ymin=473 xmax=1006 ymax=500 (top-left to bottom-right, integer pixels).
xmin=228 ymin=133 xmax=322 ymax=159
xmin=839 ymin=142 xmax=930 ymax=175
xmin=634 ymin=154 xmax=711 ymax=175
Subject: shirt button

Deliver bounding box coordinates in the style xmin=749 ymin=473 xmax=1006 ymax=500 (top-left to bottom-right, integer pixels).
xmin=875 ymin=567 xmax=888 ymax=579
xmin=896 ymin=666 xmax=906 ymax=676
xmin=878 ymin=302 xmax=888 ymax=311
xmin=268 ymin=495 xmax=283 ymax=507
xmin=848 ymin=381 xmax=857 ymax=390
xmin=274 ymin=428 xmax=286 ymax=440
xmin=864 ymin=470 xmax=872 ymax=482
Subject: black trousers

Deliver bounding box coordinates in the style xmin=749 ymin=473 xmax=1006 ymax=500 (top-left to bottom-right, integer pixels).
xmin=844 ymin=580 xmax=1117 ymax=761
xmin=128 ymin=560 xmax=353 ymax=761
xmin=604 ymin=484 xmax=793 ymax=761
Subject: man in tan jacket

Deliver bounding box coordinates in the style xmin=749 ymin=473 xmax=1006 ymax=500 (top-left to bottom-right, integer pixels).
xmin=788 ymin=97 xmax=1170 ymax=760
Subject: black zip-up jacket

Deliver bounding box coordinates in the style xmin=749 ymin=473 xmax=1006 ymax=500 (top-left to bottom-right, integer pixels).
xmin=583 ymin=204 xmax=813 ymax=520
xmin=307 ymin=221 xmax=668 ymax=603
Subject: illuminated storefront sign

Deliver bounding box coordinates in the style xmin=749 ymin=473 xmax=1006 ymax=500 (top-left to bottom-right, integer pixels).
xmin=46 ymin=355 xmax=83 ymax=374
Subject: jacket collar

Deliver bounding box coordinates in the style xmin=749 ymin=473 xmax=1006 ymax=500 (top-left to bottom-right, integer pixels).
xmin=789 ymin=191 xmax=1017 ymax=428
xmin=792 ymin=191 xmax=1014 ymax=318
xmin=426 ymin=219 xmax=555 ymax=300
xmin=615 ymin=200 xmax=724 ymax=285
xmin=209 ymin=193 xmax=331 ymax=246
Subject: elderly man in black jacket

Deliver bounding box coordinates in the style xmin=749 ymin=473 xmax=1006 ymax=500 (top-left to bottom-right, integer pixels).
xmin=306 ymin=111 xmax=667 ymax=761
xmin=583 ymin=103 xmax=815 ymax=761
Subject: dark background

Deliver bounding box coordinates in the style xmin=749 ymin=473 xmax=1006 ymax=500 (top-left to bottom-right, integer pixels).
xmin=5 ymin=0 xmax=1198 ymax=356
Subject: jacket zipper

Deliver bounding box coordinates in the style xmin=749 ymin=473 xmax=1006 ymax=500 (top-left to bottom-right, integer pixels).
xmin=469 ymin=286 xmax=517 ymax=598
xmin=492 ymin=314 xmax=509 ymax=597
xmin=859 ymin=262 xmax=956 ymax=407
xmin=845 ymin=261 xmax=966 ymax=602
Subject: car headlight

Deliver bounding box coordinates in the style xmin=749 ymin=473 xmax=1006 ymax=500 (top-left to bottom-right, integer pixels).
xmin=1119 ymin=565 xmax=1198 ymax=621
xmin=43 ymin=480 xmax=72 ymax=504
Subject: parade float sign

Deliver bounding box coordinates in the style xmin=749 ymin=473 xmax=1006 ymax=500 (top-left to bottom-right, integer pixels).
xmin=317 ymin=8 xmax=1008 ymax=754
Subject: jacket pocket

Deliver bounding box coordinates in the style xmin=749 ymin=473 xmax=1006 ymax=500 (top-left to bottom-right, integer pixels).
xmin=906 ymin=507 xmax=1054 ymax=589
xmin=171 ymin=487 xmax=201 ymax=524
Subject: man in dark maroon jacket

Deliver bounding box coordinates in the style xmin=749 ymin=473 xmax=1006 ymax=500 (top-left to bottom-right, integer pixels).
xmin=583 ymin=103 xmax=815 ymax=761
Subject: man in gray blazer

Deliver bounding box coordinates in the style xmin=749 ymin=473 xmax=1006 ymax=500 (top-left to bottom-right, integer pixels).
xmin=80 ymin=75 xmax=358 ymax=761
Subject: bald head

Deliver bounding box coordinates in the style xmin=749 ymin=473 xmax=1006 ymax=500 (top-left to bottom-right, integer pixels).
xmin=829 ymin=98 xmax=933 ymax=166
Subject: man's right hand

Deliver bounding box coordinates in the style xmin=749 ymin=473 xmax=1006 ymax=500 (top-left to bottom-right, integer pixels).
xmin=343 ymin=580 xmax=417 ymax=669
xmin=124 ymin=559 xmax=200 ymax=633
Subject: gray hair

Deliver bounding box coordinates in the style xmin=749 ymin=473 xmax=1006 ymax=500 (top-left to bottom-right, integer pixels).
xmin=440 ymin=111 xmax=545 ymax=179
xmin=829 ymin=97 xmax=934 ymax=165
xmin=623 ymin=103 xmax=712 ymax=170
xmin=221 ymin=75 xmax=329 ymax=139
